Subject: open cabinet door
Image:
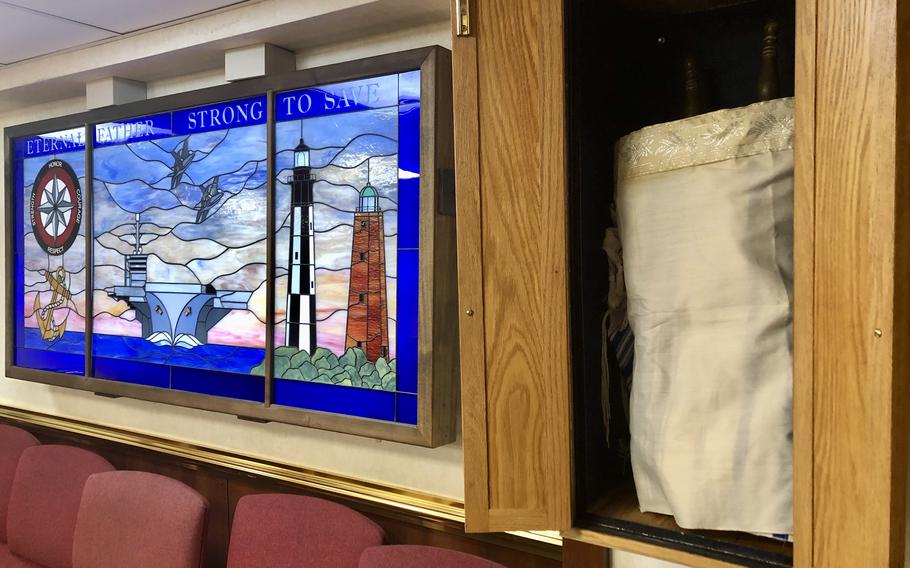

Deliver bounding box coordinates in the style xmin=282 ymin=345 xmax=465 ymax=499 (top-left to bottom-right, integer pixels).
xmin=807 ymin=0 xmax=910 ymax=565
xmin=451 ymin=0 xmax=574 ymax=533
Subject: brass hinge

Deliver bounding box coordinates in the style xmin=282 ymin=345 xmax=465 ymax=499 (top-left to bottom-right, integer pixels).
xmin=455 ymin=0 xmax=471 ymax=36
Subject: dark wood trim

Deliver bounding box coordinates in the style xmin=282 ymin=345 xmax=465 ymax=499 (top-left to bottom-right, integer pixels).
xmin=5 ymin=366 xmax=431 ymax=444
xmin=562 ymin=538 xmax=609 ymax=568
xmin=5 ymin=128 xmax=14 ymax=380
xmin=264 ymin=89 xmax=275 ymax=408
xmin=431 ymin=48 xmax=459 ymax=446
xmin=84 ymin=123 xmax=94 ymax=382
xmin=4 ymin=46 xmax=457 ymax=447
xmin=418 ymin=47 xmax=459 ymax=447
xmin=417 ymin=47 xmax=437 ymax=443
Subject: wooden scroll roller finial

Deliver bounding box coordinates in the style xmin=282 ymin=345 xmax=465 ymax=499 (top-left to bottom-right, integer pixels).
xmin=757 ymin=19 xmax=780 ymax=101
xmin=684 ymin=55 xmax=704 ymax=118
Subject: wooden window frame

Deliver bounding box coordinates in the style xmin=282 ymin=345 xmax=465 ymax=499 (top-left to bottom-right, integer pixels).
xmin=4 ymin=46 xmax=458 ymax=448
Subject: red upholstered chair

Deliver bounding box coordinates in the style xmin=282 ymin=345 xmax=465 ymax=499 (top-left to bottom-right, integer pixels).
xmin=359 ymin=546 xmax=507 ymax=568
xmin=5 ymin=445 xmax=114 ymax=568
xmin=227 ymin=494 xmax=385 ymax=568
xmin=0 ymin=426 xmax=38 ymax=544
xmin=72 ymin=471 xmax=208 ymax=568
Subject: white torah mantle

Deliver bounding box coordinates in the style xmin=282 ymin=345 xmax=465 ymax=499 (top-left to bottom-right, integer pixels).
xmin=615 ymin=98 xmax=794 ymax=534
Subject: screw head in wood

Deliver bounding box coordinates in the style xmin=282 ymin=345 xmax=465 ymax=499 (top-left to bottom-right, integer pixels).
xmin=874 ymin=328 xmax=883 ymax=338
xmin=465 ymin=308 xmax=474 ymax=317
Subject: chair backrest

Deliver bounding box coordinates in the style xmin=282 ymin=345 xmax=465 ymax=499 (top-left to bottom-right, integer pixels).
xmin=359 ymin=545 xmax=507 ymax=568
xmin=0 ymin=425 xmax=38 ymax=543
xmin=72 ymin=471 xmax=208 ymax=568
xmin=227 ymin=493 xmax=385 ymax=568
xmin=7 ymin=445 xmax=114 ymax=568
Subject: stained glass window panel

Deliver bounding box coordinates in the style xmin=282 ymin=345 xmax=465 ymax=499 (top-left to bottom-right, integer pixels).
xmin=91 ymin=98 xmax=268 ymax=400
xmin=13 ymin=128 xmax=88 ymax=375
xmin=271 ymin=71 xmax=420 ymax=424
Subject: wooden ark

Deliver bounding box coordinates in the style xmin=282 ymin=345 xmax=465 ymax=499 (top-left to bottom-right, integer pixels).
xmin=451 ymin=0 xmax=910 ymax=566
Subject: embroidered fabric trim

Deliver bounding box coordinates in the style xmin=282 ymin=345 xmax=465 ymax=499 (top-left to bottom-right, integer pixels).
xmin=615 ymin=97 xmax=795 ymax=182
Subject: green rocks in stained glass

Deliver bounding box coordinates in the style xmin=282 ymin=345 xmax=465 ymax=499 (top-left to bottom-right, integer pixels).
xmin=339 ymin=347 xmax=367 ymax=370
xmin=300 ymin=362 xmax=318 ymax=381
xmin=376 ymin=357 xmax=396 ymax=391
xmin=272 ymin=345 xmax=396 ymax=391
xmin=358 ymin=361 xmax=378 ymax=387
xmin=273 ymin=346 xmax=296 ymax=377
xmin=284 ymin=368 xmax=304 ymax=381
xmin=312 ymin=348 xmax=339 ymax=370
xmin=289 ymin=350 xmax=310 ymax=368
xmin=275 ymin=346 xmax=298 ymax=358
xmin=274 ymin=356 xmax=291 ymax=378
xmin=376 ymin=357 xmax=391 ymax=379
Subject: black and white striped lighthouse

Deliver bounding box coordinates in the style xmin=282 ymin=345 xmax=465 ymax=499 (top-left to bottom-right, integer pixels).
xmin=285 ymin=138 xmax=317 ymax=352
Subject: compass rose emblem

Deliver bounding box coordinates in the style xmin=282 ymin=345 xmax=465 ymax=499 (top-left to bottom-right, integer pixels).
xmin=30 ymin=160 xmax=82 ymax=256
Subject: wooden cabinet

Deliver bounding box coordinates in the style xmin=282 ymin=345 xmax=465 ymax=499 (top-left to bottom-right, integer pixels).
xmin=806 ymin=1 xmax=910 ymax=565
xmin=451 ymin=0 xmax=910 ymax=565
xmin=451 ymin=0 xmax=573 ymax=533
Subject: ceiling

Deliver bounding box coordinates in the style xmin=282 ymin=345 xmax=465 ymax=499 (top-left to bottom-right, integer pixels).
xmin=0 ymin=0 xmax=247 ymax=64
xmin=0 ymin=0 xmax=451 ymax=114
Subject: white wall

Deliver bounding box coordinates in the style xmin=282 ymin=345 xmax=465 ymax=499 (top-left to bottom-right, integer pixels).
xmin=0 ymin=10 xmax=464 ymax=500
xmin=611 ymin=550 xmax=687 ymax=568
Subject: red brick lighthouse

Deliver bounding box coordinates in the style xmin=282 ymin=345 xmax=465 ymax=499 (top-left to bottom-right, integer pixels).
xmin=344 ymin=171 xmax=389 ymax=361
